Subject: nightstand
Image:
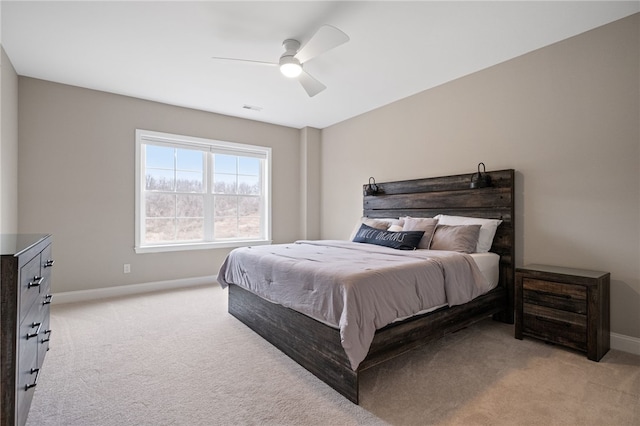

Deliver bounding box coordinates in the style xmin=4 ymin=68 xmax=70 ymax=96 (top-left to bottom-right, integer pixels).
xmin=515 ymin=264 xmax=610 ymax=361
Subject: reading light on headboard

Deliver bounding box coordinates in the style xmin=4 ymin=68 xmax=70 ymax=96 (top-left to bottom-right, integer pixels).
xmin=364 ymin=177 xmax=379 ymax=196
xmin=470 ymin=163 xmax=492 ymax=189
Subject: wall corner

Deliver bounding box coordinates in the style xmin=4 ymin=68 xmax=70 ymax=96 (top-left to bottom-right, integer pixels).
xmin=299 ymin=127 xmax=321 ymax=240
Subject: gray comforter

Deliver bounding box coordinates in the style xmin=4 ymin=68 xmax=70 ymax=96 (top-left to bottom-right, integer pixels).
xmin=217 ymin=240 xmax=491 ymax=370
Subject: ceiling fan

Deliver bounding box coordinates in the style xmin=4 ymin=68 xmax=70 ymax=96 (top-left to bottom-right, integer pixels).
xmin=211 ymin=25 xmax=349 ymax=97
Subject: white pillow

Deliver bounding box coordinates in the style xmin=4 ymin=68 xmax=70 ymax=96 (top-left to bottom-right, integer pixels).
xmin=434 ymin=214 xmax=502 ymax=253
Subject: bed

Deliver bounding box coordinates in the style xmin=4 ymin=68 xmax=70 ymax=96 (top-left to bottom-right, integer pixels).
xmin=218 ymin=169 xmax=515 ymax=404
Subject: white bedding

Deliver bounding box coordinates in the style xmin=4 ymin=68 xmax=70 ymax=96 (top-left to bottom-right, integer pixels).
xmin=217 ymin=240 xmax=496 ymax=371
xmin=471 ymin=252 xmax=500 ymax=289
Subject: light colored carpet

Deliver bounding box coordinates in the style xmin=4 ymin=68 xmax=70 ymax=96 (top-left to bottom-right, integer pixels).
xmin=27 ymin=284 xmax=639 ymax=426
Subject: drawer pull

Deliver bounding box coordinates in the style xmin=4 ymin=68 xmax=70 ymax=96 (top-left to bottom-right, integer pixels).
xmin=28 ymin=276 xmax=44 ymax=288
xmin=41 ymin=329 xmax=52 ymax=344
xmin=44 ymin=259 xmax=55 ymax=268
xmin=25 ymin=368 xmax=40 ymax=391
xmin=26 ymin=322 xmax=42 ymax=340
xmin=43 ymin=294 xmax=54 ymax=305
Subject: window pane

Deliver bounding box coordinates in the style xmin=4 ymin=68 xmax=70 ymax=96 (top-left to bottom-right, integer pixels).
xmin=214 ymin=195 xmax=237 ymax=217
xmin=176 ymin=194 xmax=204 ymax=218
xmin=176 ymin=148 xmax=203 ymax=172
xmin=175 ymin=149 xmax=204 ymax=192
xmin=176 ymin=171 xmax=203 ymax=192
xmin=214 ymin=195 xmax=238 ymax=239
xmin=146 ymin=193 xmax=175 ymax=218
xmin=214 ymin=217 xmax=237 ymax=239
xmin=215 ymin=154 xmax=237 ymax=174
xmin=238 ymin=196 xmax=259 ymax=216
xmin=212 ymin=196 xmax=261 ymax=239
xmin=145 ymin=218 xmax=175 ymax=242
xmin=176 ymin=218 xmax=204 ymax=241
xmin=238 ymin=175 xmax=260 ymax=195
xmin=214 ymin=173 xmax=237 ymax=194
xmin=146 ymin=145 xmax=174 ymax=169
xmin=238 ymin=157 xmax=259 ymax=175
xmin=238 ymin=217 xmax=260 ymax=238
xmin=146 ymin=169 xmax=175 ymax=191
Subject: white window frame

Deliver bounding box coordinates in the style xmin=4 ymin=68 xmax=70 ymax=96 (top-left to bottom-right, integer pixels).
xmin=135 ymin=129 xmax=272 ymax=253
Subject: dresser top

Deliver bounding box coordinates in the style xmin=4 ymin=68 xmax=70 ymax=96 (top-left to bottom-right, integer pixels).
xmin=0 ymin=234 xmax=51 ymax=256
xmin=517 ymin=263 xmax=609 ymax=279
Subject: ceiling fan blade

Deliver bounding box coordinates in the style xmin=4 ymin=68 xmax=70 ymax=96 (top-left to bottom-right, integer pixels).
xmin=211 ymin=57 xmax=277 ymax=67
xmin=295 ymin=25 xmax=349 ymax=64
xmin=298 ymin=70 xmax=326 ymax=97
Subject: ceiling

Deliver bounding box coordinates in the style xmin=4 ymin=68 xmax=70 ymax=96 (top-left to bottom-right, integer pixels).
xmin=2 ymin=1 xmax=638 ymax=129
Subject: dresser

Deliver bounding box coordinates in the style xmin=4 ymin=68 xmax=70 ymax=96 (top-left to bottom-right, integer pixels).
xmin=515 ymin=264 xmax=609 ymax=361
xmin=1 ymin=234 xmax=53 ymax=426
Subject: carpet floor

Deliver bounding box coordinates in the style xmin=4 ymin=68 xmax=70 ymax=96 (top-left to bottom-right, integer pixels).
xmin=26 ymin=284 xmax=639 ymax=425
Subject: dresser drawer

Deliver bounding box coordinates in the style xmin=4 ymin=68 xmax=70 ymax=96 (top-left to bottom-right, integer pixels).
xmin=37 ymin=304 xmax=52 ymax=366
xmin=20 ymin=300 xmax=44 ymax=365
xmin=17 ymin=301 xmax=42 ymax=423
xmin=522 ymin=278 xmax=586 ymax=313
xmin=39 ymin=266 xmax=53 ymax=312
xmin=19 ymin=254 xmax=42 ymax=323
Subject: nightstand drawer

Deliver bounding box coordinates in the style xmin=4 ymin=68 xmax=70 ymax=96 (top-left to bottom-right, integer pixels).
xmin=523 ymin=303 xmax=587 ymax=351
xmin=522 ymin=278 xmax=586 ymax=314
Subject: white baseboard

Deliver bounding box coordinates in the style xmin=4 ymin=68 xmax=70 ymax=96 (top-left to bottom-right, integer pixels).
xmin=52 ymin=275 xmax=217 ymax=305
xmin=611 ymin=332 xmax=640 ymax=356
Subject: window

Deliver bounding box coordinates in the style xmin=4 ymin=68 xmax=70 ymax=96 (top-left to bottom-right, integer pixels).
xmin=135 ymin=129 xmax=271 ymax=253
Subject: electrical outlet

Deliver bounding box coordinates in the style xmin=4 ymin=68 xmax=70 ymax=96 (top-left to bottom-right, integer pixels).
xmin=123 ymin=264 xmax=131 ymax=274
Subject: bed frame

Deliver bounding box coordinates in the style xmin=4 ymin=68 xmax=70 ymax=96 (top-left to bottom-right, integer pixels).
xmin=228 ymin=169 xmax=515 ymax=404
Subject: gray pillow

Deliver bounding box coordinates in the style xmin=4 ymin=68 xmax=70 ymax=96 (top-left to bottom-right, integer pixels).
xmin=430 ymin=224 xmax=481 ymax=253
xmin=402 ymin=217 xmax=438 ymax=249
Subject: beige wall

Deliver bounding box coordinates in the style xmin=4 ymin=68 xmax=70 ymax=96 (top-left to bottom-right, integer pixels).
xmin=0 ymin=45 xmax=18 ymax=233
xmin=321 ymin=14 xmax=640 ymax=338
xmin=18 ymin=78 xmax=301 ymax=293
xmin=300 ymin=126 xmax=322 ymax=240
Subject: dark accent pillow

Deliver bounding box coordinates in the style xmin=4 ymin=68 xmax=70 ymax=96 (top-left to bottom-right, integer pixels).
xmin=353 ymin=224 xmax=425 ymax=250
xmin=430 ymin=224 xmax=481 ymax=253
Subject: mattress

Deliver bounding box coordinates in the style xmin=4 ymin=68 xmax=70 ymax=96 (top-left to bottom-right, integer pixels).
xmin=394 ymin=251 xmax=500 ymax=321
xmin=471 ymin=252 xmax=500 ymax=289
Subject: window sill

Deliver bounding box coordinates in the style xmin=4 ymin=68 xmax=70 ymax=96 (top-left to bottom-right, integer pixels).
xmin=134 ymin=239 xmax=272 ymax=254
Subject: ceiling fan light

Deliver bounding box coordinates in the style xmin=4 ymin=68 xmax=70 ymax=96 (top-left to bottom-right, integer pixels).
xmin=279 ymin=57 xmax=302 ymax=78
xmin=280 ymin=62 xmax=302 ymax=78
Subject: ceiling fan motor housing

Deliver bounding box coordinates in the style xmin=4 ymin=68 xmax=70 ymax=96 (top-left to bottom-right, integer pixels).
xmin=279 ymin=39 xmax=302 ymax=77
xmin=282 ymin=39 xmax=301 ymax=55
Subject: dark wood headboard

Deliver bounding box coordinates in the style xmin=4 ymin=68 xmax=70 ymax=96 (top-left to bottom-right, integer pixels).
xmin=362 ymin=169 xmax=515 ymax=323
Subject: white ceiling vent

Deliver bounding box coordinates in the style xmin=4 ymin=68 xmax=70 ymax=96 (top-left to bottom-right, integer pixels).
xmin=242 ymin=105 xmax=263 ymax=112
